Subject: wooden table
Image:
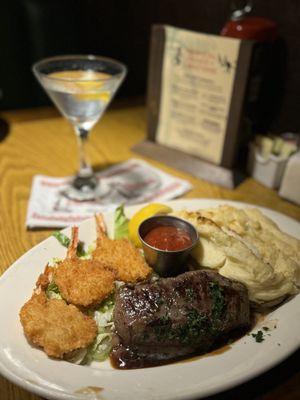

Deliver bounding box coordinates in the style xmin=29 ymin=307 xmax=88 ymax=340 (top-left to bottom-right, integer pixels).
xmin=0 ymin=104 xmax=299 ymax=400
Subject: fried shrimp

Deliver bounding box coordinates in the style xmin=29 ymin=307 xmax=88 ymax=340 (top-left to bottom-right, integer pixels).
xmin=54 ymin=226 xmax=116 ymax=307
xmin=19 ymin=292 xmax=97 ymax=358
xmin=35 ymin=265 xmax=54 ymax=291
xmin=93 ymin=214 xmax=152 ymax=283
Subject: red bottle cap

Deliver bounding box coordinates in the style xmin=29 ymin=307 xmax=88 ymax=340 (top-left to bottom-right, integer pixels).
xmin=221 ymin=16 xmax=278 ymax=42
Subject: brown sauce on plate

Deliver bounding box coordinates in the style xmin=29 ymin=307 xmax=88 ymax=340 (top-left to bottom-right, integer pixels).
xmin=179 ymin=344 xmax=232 ymax=364
xmin=110 ymin=325 xmax=250 ymax=370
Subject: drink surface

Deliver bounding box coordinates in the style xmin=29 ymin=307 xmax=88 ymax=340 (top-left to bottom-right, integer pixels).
xmin=48 ymin=70 xmax=111 ymax=81
xmin=43 ymin=70 xmax=115 ymax=130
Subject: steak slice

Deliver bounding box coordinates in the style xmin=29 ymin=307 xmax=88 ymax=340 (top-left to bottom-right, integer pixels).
xmin=111 ymin=269 xmax=250 ymax=368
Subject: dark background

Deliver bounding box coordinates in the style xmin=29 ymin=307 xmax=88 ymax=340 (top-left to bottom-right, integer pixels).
xmin=1 ymin=0 xmax=300 ymax=132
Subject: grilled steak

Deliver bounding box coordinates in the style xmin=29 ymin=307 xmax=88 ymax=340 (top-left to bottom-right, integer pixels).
xmin=111 ymin=269 xmax=250 ymax=368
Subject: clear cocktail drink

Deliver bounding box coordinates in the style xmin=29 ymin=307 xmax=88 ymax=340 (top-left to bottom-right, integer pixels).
xmin=33 ymin=56 xmax=127 ymax=200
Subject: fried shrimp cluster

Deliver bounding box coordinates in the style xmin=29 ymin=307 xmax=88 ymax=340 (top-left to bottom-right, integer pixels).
xmin=93 ymin=214 xmax=152 ymax=283
xmin=20 ymin=212 xmax=152 ymax=360
xmin=20 ymin=292 xmax=97 ymax=358
xmin=19 ymin=226 xmax=114 ymax=358
xmin=54 ymin=227 xmax=115 ymax=307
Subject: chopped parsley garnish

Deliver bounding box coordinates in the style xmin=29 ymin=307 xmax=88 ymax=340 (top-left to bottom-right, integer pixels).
xmin=251 ymin=327 xmax=272 ymax=342
xmin=153 ymin=309 xmax=211 ymax=345
xmin=251 ymin=330 xmax=265 ymax=343
xmin=262 ymin=326 xmax=270 ymax=331
xmin=185 ymin=288 xmax=196 ymax=301
xmin=155 ymin=297 xmax=164 ymax=307
xmin=209 ymin=281 xmax=225 ymax=319
xmin=184 ymin=309 xmax=209 ymax=343
xmin=153 ymin=282 xmax=227 ymax=345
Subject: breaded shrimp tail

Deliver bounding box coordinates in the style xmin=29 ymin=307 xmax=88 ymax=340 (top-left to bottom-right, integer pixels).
xmin=53 ymin=222 xmax=116 ymax=307
xmin=95 ymin=213 xmax=107 ymax=246
xmin=67 ymin=226 xmax=79 ymax=259
xmin=35 ymin=265 xmax=55 ymax=293
xmin=93 ymin=213 xmax=152 ymax=283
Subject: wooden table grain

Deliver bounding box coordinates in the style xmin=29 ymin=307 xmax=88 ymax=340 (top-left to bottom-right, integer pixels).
xmin=0 ymin=104 xmax=299 ymax=400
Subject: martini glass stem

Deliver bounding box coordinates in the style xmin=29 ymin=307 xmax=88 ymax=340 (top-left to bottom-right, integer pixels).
xmin=76 ymin=128 xmax=92 ymax=176
xmin=73 ymin=127 xmax=97 ymax=190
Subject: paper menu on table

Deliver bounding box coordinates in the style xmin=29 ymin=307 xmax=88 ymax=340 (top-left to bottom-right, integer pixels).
xmin=26 ymin=159 xmax=192 ymax=228
xmin=156 ymin=26 xmax=241 ymax=165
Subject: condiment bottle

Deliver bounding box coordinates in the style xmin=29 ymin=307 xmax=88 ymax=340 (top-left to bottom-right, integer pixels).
xmin=221 ymin=1 xmax=285 ymax=134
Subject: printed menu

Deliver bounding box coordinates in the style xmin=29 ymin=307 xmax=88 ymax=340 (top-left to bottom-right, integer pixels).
xmin=151 ymin=26 xmax=247 ymax=166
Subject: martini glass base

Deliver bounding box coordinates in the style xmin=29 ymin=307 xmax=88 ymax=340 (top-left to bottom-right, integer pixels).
xmin=63 ymin=175 xmax=110 ymax=201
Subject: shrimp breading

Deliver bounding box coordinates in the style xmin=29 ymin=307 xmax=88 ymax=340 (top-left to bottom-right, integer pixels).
xmin=53 ymin=226 xmax=115 ymax=307
xmin=54 ymin=259 xmax=115 ymax=307
xmin=93 ymin=214 xmax=152 ymax=283
xmin=19 ymin=292 xmax=97 ymax=358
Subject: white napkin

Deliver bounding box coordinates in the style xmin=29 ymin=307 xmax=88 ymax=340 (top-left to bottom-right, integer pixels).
xmin=26 ymin=159 xmax=192 ymax=228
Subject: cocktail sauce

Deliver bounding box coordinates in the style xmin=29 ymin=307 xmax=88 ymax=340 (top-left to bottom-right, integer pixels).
xmin=143 ymin=225 xmax=192 ymax=251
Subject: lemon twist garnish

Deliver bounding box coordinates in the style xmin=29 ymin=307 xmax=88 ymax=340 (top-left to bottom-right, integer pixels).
xmin=129 ymin=203 xmax=173 ymax=247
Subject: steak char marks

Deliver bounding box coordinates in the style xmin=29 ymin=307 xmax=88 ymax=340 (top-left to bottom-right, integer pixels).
xmin=112 ymin=269 xmax=250 ymax=368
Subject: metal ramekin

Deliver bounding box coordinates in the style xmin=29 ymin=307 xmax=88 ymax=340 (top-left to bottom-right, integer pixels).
xmin=138 ymin=215 xmax=199 ymax=277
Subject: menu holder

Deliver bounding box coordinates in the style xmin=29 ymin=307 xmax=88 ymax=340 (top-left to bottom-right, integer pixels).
xmin=133 ymin=25 xmax=253 ymax=188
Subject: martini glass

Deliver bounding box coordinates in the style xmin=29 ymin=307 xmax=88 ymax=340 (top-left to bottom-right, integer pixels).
xmin=33 ymin=55 xmax=127 ymax=200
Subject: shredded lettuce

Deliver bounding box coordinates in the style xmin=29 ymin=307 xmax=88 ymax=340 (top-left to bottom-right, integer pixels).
xmin=52 ymin=231 xmax=88 ymax=257
xmin=81 ymin=333 xmax=113 ymax=364
xmin=54 ymin=204 xmax=130 ymax=252
xmin=97 ymin=293 xmax=115 ymax=315
xmin=46 ymin=282 xmax=62 ymax=300
xmin=114 ymin=204 xmax=129 ymax=239
xmin=52 ymin=213 xmax=129 ymax=365
xmin=76 ymin=242 xmax=87 ymax=257
xmin=81 ymin=295 xmax=115 ymax=365
xmin=64 ymin=348 xmax=88 ymax=364
xmin=48 ymin=257 xmax=62 ymax=267
xmin=53 ymin=231 xmax=70 ymax=247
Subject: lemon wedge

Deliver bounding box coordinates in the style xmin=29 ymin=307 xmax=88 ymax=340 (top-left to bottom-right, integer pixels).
xmin=74 ymin=91 xmax=111 ymax=102
xmin=47 ymin=70 xmax=112 ymax=102
xmin=129 ymin=203 xmax=173 ymax=247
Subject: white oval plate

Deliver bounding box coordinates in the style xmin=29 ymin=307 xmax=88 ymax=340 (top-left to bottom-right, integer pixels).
xmin=0 ymin=199 xmax=299 ymax=400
